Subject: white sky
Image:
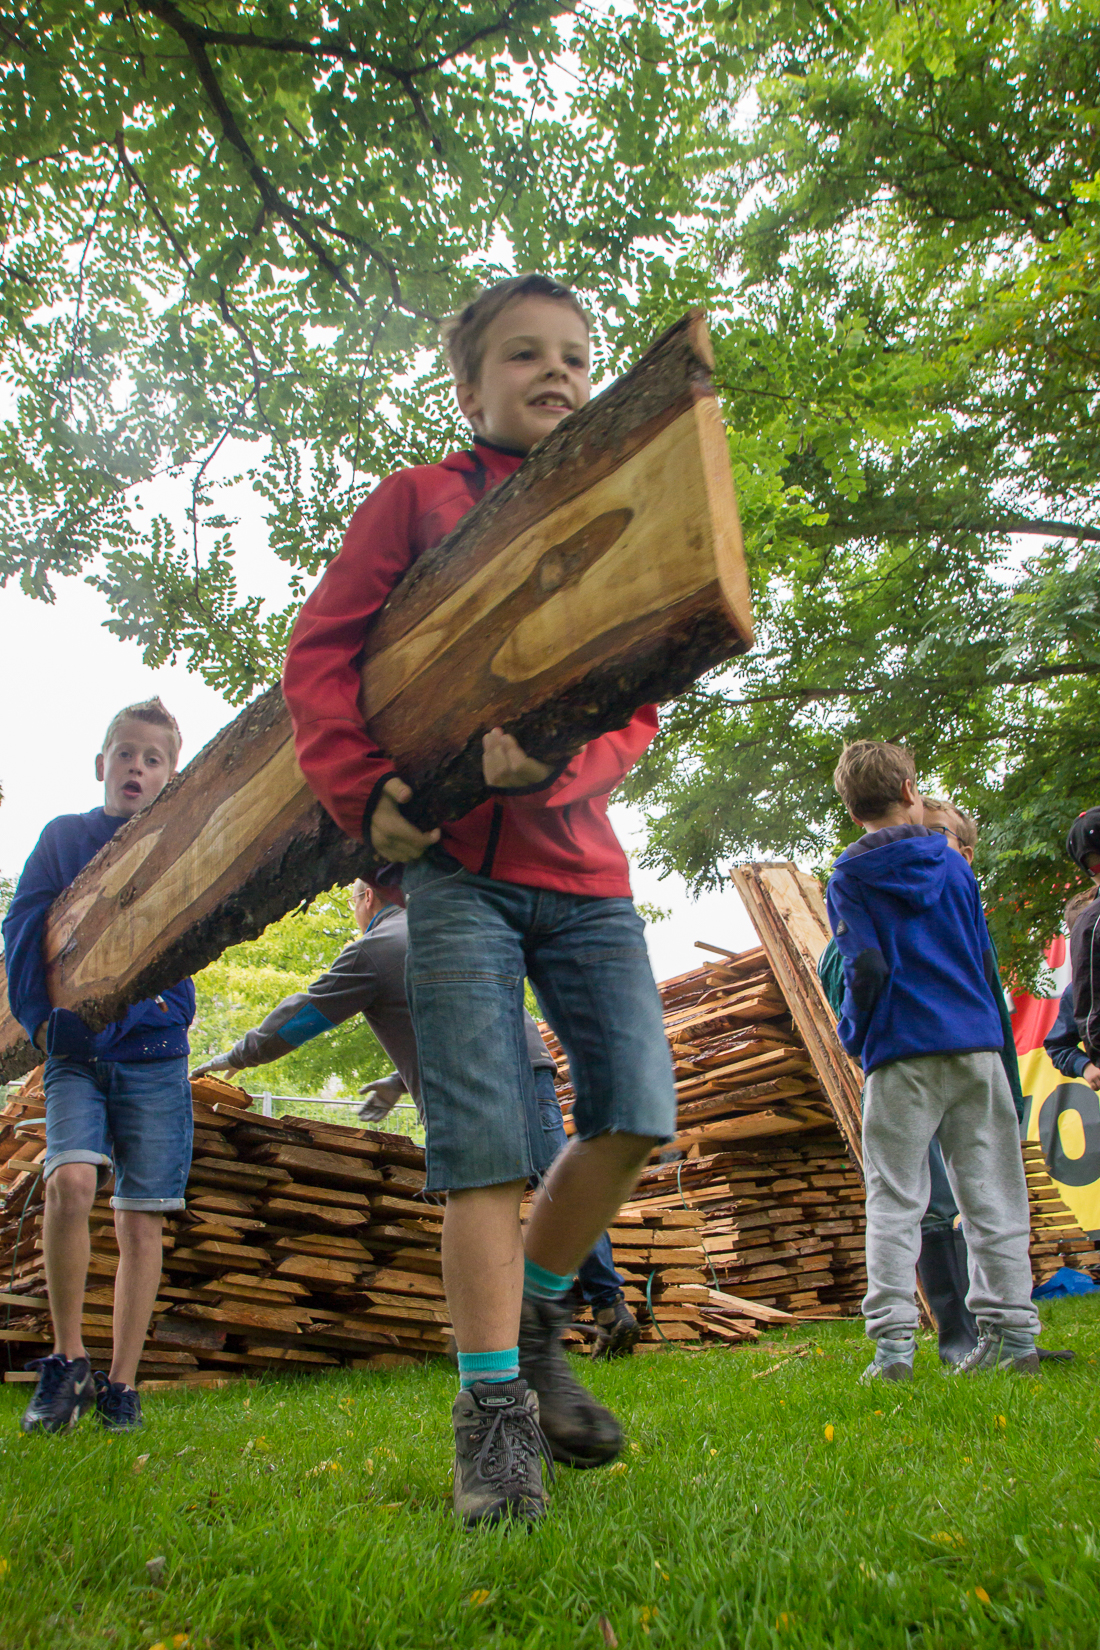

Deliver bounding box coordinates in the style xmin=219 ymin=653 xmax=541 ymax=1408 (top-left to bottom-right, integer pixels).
xmin=0 ymin=573 xmax=757 ymax=982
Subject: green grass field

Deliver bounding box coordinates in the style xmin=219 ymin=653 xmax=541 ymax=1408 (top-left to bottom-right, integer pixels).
xmin=3 ymin=1301 xmax=1099 ymax=1650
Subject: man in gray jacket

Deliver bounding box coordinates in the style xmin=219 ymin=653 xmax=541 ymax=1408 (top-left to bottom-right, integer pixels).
xmin=192 ymin=879 xmax=639 ymax=1355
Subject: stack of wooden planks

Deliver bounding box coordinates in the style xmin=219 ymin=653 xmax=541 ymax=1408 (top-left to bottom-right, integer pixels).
xmin=1023 ymin=1141 xmax=1099 ymax=1283
xmin=0 ymin=1070 xmax=448 ymax=1383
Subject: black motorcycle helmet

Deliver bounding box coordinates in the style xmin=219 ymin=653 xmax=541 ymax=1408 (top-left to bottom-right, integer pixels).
xmin=1065 ymin=807 xmax=1100 ymax=872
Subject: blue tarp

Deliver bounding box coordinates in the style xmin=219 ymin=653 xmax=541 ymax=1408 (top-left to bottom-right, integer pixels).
xmin=1032 ymin=1266 xmax=1100 ymax=1300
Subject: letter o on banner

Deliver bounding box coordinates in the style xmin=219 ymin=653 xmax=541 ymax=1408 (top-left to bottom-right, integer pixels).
xmin=1038 ymin=1081 xmax=1100 ymax=1188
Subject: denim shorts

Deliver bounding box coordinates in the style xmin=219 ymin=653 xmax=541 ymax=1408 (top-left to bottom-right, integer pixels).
xmin=402 ymin=850 xmax=676 ymax=1192
xmin=42 ymin=1055 xmax=194 ymax=1211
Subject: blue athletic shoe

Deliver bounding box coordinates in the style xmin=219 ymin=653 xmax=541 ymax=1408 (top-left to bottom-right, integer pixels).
xmin=20 ymin=1354 xmax=95 ymax=1434
xmin=94 ymin=1372 xmax=144 ymax=1431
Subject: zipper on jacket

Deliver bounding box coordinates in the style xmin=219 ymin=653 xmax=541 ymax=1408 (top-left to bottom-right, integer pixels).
xmin=478 ymin=801 xmax=504 ymax=878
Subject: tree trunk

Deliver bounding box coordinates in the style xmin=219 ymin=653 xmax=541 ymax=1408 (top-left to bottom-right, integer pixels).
xmin=0 ymin=310 xmax=751 ymax=1080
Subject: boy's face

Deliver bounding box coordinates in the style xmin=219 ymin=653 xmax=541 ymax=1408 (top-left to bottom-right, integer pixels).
xmin=96 ymin=718 xmax=177 ymax=818
xmin=456 ymin=296 xmax=591 ymax=454
xmin=923 ymin=806 xmax=974 ymax=865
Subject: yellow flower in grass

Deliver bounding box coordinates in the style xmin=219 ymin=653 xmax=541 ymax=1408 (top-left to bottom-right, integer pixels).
xmin=640 ymin=1605 xmax=659 ymax=1635
xmin=467 ymin=1590 xmax=490 ymax=1606
xmin=148 ymin=1637 xmax=190 ymax=1650
xmin=776 ymin=1613 xmax=793 ymax=1630
xmin=824 ymin=1424 xmax=835 ymax=1442
xmin=974 ymin=1586 xmax=991 ymax=1604
xmin=305 ymin=1459 xmax=343 ymax=1477
xmin=995 ymin=1414 xmax=1007 ymax=1430
xmin=0 ymin=1558 xmax=8 ymax=1579
xmin=930 ymin=1531 xmax=966 ymax=1549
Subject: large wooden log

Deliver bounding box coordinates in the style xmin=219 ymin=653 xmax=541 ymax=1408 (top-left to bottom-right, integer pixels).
xmin=0 ymin=310 xmax=751 ymax=1079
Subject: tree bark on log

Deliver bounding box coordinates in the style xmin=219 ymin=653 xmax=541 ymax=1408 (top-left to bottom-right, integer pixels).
xmin=0 ymin=310 xmax=751 ymax=1080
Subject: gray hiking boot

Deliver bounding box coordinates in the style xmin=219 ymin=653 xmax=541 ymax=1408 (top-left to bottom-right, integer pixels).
xmin=518 ymin=1296 xmax=623 ymax=1467
xmin=452 ymin=1378 xmax=553 ymax=1529
xmin=859 ymin=1332 xmax=915 ymax=1384
xmin=954 ymin=1332 xmax=1041 ymax=1376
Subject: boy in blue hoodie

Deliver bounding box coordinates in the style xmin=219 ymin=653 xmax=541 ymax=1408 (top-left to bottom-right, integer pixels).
xmin=2 ymin=699 xmax=195 ymax=1433
xmin=827 ymin=740 xmax=1040 ymax=1380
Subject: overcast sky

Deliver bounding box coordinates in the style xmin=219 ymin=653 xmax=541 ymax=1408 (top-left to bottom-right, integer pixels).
xmin=0 ymin=572 xmax=758 ymax=982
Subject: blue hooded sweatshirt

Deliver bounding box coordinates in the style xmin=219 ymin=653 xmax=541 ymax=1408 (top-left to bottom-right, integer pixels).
xmin=826 ymin=824 xmax=1003 ymax=1074
xmin=2 ymin=807 xmax=194 ymax=1062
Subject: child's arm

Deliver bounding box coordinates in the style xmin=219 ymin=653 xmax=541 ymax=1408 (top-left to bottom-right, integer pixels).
xmin=282 ymin=472 xmax=437 ymax=856
xmin=825 ymin=877 xmax=888 ymax=1061
xmin=1071 ymin=900 xmax=1100 ymax=1064
xmin=1 ymin=826 xmax=66 ymax=1050
xmin=1043 ymin=982 xmax=1095 ymax=1080
xmin=482 ymin=710 xmax=659 ymax=805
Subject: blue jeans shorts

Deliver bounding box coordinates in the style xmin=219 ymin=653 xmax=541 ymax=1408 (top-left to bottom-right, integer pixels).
xmin=402 ymin=850 xmax=677 ymax=1193
xmin=42 ymin=1055 xmax=194 ymax=1211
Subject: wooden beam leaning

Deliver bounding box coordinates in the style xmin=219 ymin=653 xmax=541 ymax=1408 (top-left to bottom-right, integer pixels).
xmin=0 ymin=309 xmax=751 ymax=1080
xmin=729 ymin=862 xmax=865 ymax=1172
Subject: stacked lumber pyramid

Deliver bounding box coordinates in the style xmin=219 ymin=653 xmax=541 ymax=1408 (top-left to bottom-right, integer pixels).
xmin=0 ymin=1071 xmax=447 ymax=1384
xmin=1023 ymin=1141 xmax=1099 ymax=1282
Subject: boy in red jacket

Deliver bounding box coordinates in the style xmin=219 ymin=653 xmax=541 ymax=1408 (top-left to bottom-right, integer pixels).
xmin=283 ymin=275 xmax=677 ymax=1527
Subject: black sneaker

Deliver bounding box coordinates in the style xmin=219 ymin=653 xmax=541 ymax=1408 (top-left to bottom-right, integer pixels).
xmin=94 ymin=1372 xmax=144 ymax=1431
xmin=592 ymin=1293 xmax=641 ymax=1360
xmin=20 ymin=1354 xmax=94 ymax=1434
xmin=452 ymin=1378 xmax=553 ymax=1528
xmin=518 ymin=1296 xmax=623 ymax=1467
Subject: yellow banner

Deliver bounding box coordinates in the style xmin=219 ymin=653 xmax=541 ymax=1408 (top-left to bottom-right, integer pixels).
xmin=1018 ymin=1046 xmax=1100 ymax=1238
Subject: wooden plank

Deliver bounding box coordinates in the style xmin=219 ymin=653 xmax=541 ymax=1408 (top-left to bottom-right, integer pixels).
xmin=0 ymin=310 xmax=750 ymax=1081
xmin=730 ymin=862 xmax=865 ymax=1171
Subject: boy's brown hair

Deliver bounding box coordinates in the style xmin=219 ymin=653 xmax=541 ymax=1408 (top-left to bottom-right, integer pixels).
xmin=102 ymin=697 xmax=182 ymax=769
xmin=1064 ymin=887 xmax=1098 ymax=929
xmin=441 ymin=273 xmax=591 ymax=386
xmin=833 ymin=740 xmax=916 ymax=822
xmin=922 ymin=795 xmax=978 ymax=851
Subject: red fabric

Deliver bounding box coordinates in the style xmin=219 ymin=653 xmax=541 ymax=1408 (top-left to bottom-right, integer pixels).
xmin=1046 ymin=934 xmax=1066 ymax=969
xmin=1010 ymin=991 xmax=1061 ymax=1056
xmin=282 ymin=444 xmax=656 ymax=897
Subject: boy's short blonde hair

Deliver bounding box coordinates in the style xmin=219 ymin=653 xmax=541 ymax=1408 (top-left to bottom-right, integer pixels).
xmin=102 ymin=697 xmax=181 ymax=769
xmin=922 ymin=796 xmax=978 ymax=850
xmin=833 ymin=740 xmax=916 ymax=821
xmin=441 ymin=273 xmax=591 ymax=386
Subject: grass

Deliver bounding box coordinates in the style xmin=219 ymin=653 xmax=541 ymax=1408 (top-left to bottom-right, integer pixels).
xmin=2 ymin=1300 xmax=1100 ymax=1650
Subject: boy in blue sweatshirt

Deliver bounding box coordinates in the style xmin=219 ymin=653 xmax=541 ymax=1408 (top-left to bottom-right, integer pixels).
xmin=827 ymin=740 xmax=1040 ymax=1380
xmin=2 ymin=699 xmax=195 ymax=1433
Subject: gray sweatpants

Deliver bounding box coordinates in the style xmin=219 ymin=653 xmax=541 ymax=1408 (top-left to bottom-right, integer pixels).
xmin=862 ymin=1050 xmax=1039 ymax=1341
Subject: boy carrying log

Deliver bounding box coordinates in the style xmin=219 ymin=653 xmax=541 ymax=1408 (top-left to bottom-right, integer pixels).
xmin=282 ymin=275 xmax=676 ymax=1525
xmin=2 ymin=700 xmax=195 ymax=1433
xmin=825 ymin=740 xmax=1041 ymax=1381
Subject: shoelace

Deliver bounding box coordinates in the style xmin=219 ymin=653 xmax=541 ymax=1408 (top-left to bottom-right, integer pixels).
xmin=473 ymin=1404 xmax=556 ymax=1491
xmin=25 ymin=1354 xmax=70 ymax=1406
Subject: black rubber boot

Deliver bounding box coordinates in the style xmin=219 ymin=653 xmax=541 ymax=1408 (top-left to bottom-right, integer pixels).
xmin=916 ymin=1226 xmax=979 ymax=1365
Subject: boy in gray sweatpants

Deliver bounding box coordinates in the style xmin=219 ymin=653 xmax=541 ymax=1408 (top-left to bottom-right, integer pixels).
xmin=826 ymin=740 xmax=1041 ymax=1381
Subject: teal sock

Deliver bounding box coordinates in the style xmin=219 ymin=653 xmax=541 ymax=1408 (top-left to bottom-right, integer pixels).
xmin=457 ymin=1347 xmax=519 ymax=1390
xmin=523 ymin=1256 xmax=574 ymax=1301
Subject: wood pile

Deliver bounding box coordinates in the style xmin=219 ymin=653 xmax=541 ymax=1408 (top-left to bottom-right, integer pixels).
xmin=541 ymin=930 xmax=865 ymax=1326
xmin=0 ymin=1071 xmax=448 ymax=1383
xmin=1023 ymin=1142 xmax=1100 ymax=1282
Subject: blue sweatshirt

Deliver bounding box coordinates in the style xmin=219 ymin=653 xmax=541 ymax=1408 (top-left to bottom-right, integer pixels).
xmin=2 ymin=807 xmax=194 ymax=1062
xmin=826 ymin=824 xmax=1003 ymax=1074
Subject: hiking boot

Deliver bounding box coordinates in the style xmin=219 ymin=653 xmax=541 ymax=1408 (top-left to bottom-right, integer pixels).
xmin=94 ymin=1372 xmax=144 ymax=1431
xmin=859 ymin=1332 xmax=915 ymax=1385
xmin=20 ymin=1354 xmax=95 ymax=1434
xmin=452 ymin=1379 xmax=553 ymax=1529
xmin=954 ymin=1332 xmax=1041 ymax=1376
xmin=592 ymin=1293 xmax=641 ymax=1360
xmin=518 ymin=1296 xmax=623 ymax=1467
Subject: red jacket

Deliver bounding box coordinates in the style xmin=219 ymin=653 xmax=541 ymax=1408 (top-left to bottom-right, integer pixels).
xmin=282 ymin=441 xmax=657 ymax=897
